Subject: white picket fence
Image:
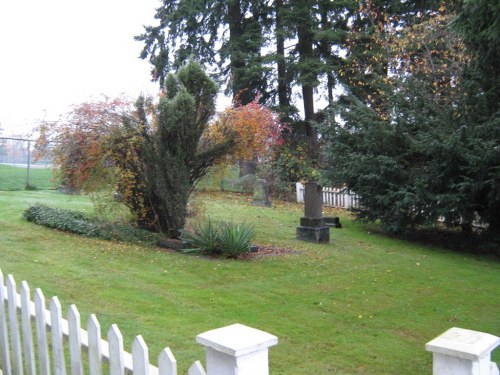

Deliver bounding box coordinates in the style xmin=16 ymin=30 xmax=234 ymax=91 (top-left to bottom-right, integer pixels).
xmin=296 ymin=182 xmax=359 ymax=209
xmin=1 ymin=268 xmax=498 ymax=375
xmin=0 ymin=270 xmax=278 ymax=375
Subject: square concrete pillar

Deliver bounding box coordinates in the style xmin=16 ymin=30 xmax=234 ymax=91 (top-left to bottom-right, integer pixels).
xmin=426 ymin=327 xmax=500 ymax=375
xmin=196 ymin=324 xmax=278 ymax=375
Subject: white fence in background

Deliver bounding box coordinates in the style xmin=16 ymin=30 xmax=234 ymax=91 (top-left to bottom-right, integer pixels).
xmin=0 ymin=270 xmax=278 ymax=375
xmin=296 ymin=182 xmax=359 ymax=209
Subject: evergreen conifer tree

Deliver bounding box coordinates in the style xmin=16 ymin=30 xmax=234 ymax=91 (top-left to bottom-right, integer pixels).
xmin=114 ymin=62 xmax=233 ymax=236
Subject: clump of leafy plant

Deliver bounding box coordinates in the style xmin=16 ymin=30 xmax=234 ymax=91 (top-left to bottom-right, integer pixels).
xmin=23 ymin=204 xmax=161 ymax=245
xmin=181 ymin=217 xmax=254 ymax=258
xmin=24 ymin=205 xmax=97 ymax=236
xmin=218 ymin=222 xmax=255 ymax=258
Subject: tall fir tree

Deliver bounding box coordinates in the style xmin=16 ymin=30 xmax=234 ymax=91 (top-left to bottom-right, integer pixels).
xmin=320 ymin=3 xmax=500 ymax=240
xmin=136 ymin=0 xmax=269 ymax=105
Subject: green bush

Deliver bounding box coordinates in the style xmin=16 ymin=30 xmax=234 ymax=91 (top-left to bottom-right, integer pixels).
xmin=23 ymin=205 xmax=98 ymax=236
xmin=23 ymin=204 xmax=160 ymax=245
xmin=181 ymin=218 xmax=254 ymax=258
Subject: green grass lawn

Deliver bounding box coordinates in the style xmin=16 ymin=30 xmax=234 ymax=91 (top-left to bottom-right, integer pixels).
xmin=0 ymin=190 xmax=498 ymax=374
xmin=0 ymin=164 xmax=57 ymax=190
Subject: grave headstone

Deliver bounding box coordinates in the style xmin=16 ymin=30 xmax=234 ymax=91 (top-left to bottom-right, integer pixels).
xmin=221 ymin=174 xmax=256 ymax=193
xmin=251 ymin=179 xmax=272 ymax=207
xmin=296 ymin=182 xmax=329 ymax=243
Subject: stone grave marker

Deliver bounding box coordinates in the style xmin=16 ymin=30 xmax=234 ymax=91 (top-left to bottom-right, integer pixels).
xmin=251 ymin=179 xmax=272 ymax=207
xmin=296 ymin=182 xmax=329 ymax=243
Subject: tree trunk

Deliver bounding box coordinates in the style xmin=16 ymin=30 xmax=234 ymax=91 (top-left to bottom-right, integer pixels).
xmin=239 ymin=159 xmax=257 ymax=177
xmin=319 ymin=1 xmax=335 ymax=106
xmin=275 ymin=0 xmax=291 ymax=121
xmin=297 ymin=15 xmax=317 ymax=151
xmin=228 ymin=0 xmax=245 ymax=102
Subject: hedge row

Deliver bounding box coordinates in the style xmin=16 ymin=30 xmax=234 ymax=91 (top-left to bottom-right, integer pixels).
xmin=23 ymin=205 xmax=161 ymax=245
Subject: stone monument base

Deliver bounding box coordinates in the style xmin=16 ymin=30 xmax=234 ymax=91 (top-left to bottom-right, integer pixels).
xmin=296 ymin=218 xmax=330 ymax=243
xmin=323 ymin=216 xmax=342 ymax=228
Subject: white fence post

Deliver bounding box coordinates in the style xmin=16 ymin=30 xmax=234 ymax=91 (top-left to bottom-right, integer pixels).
xmin=68 ymin=305 xmax=83 ymax=375
xmin=34 ymin=288 xmax=51 ymax=375
xmin=50 ymin=296 xmax=67 ymax=375
xmin=20 ymin=281 xmax=36 ymax=375
xmin=296 ymin=182 xmax=304 ymax=203
xmin=7 ymin=275 xmax=23 ymax=375
xmin=0 ymin=272 xmax=12 ymax=375
xmin=196 ymin=323 xmax=278 ymax=375
xmin=426 ymin=327 xmax=500 ymax=375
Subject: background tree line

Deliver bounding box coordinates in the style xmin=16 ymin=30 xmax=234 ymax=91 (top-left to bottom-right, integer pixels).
xmin=137 ymin=0 xmax=499 ymax=239
xmin=37 ymin=1 xmax=499 ymax=246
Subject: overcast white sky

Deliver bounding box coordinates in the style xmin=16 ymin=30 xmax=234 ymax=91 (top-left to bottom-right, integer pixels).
xmin=0 ymin=0 xmax=161 ymax=136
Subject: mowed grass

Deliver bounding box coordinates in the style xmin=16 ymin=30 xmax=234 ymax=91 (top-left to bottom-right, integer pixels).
xmin=0 ymin=164 xmax=57 ymax=190
xmin=0 ymin=190 xmax=498 ymax=374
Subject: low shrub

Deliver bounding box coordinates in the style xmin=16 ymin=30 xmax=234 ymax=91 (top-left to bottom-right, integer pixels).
xmin=181 ymin=218 xmax=254 ymax=258
xmin=23 ymin=204 xmax=160 ymax=245
xmin=23 ymin=205 xmax=98 ymax=236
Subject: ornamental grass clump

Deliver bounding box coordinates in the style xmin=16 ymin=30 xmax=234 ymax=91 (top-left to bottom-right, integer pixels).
xmin=218 ymin=222 xmax=255 ymax=258
xmin=180 ymin=217 xmax=222 ymax=255
xmin=181 ymin=217 xmax=254 ymax=258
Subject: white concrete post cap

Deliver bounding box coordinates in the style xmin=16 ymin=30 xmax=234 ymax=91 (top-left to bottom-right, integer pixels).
xmin=425 ymin=327 xmax=500 ymax=361
xmin=196 ymin=323 xmax=278 ymax=357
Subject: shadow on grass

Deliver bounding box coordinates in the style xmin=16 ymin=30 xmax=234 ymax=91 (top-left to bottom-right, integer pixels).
xmin=368 ymin=224 xmax=500 ymax=259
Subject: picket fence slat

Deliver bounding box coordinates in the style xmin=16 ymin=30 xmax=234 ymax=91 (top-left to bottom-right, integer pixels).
xmin=188 ymin=361 xmax=206 ymax=375
xmin=7 ymin=275 xmax=23 ymax=375
xmin=0 ymin=272 xmax=12 ymax=375
xmin=158 ymin=348 xmax=177 ymax=375
xmin=20 ymin=281 xmax=36 ymax=375
xmin=51 ymin=296 xmax=67 ymax=375
xmin=88 ymin=314 xmax=103 ymax=375
xmin=35 ymin=288 xmax=51 ymax=375
xmin=132 ymin=336 xmax=149 ymax=375
xmin=108 ymin=324 xmax=125 ymax=375
xmin=68 ymin=305 xmax=83 ymax=375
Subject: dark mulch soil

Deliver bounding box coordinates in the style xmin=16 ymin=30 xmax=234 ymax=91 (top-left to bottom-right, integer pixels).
xmin=239 ymin=245 xmax=300 ymax=259
xmin=157 ymin=241 xmax=299 ymax=260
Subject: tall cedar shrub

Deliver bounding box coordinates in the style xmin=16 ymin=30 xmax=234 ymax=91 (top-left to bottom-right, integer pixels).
xmin=114 ymin=62 xmax=233 ymax=237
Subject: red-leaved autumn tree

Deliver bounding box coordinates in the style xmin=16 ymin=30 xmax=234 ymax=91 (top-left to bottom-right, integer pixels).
xmin=35 ymin=95 xmax=139 ymax=193
xmin=207 ymin=95 xmax=284 ymax=169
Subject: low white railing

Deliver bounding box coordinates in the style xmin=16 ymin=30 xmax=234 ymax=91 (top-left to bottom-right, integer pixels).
xmin=296 ymin=182 xmax=359 ymax=209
